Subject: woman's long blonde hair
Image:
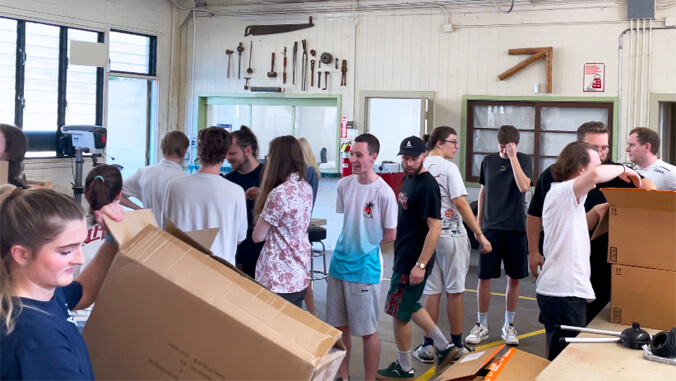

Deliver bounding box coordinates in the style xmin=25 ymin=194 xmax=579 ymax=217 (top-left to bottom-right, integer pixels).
xmin=0 ymin=186 xmax=85 ymax=333
xmin=298 ymin=138 xmax=320 ymax=177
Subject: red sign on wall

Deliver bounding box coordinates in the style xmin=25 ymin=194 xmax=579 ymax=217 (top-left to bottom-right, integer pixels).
xmin=583 ymin=63 xmax=605 ymax=92
xmin=340 ymin=116 xmax=348 ymax=138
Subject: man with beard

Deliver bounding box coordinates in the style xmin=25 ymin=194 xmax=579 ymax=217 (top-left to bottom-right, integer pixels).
xmin=223 ymin=126 xmax=264 ymax=278
xmin=377 ymin=136 xmax=457 ymax=380
xmin=527 ymin=121 xmax=656 ymax=325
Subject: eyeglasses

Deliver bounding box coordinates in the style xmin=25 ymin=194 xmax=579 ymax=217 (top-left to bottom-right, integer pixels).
xmin=594 ymin=145 xmax=610 ymax=153
xmin=443 ymin=140 xmax=459 ymax=147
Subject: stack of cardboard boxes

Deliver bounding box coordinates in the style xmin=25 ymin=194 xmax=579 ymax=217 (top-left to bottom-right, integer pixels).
xmin=600 ymin=188 xmax=676 ymax=331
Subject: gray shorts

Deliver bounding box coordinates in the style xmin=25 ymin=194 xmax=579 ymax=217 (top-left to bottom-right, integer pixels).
xmin=424 ymin=235 xmax=471 ymax=294
xmin=325 ymin=276 xmax=380 ymax=336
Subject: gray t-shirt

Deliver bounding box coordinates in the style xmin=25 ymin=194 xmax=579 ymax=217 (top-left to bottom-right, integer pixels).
xmin=479 ymin=152 xmax=533 ymax=232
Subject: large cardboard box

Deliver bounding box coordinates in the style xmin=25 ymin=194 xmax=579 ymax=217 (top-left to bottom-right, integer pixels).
xmin=601 ymin=188 xmax=676 ymax=272
xmin=436 ymin=345 xmax=550 ymax=381
xmin=611 ymin=264 xmax=676 ymax=331
xmin=0 ymin=160 xmax=8 ymax=185
xmin=83 ymin=210 xmax=345 ymax=380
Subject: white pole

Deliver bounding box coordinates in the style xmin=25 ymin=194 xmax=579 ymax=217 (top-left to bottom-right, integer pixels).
xmin=564 ymin=338 xmax=622 ymax=344
xmin=559 ymin=325 xmax=622 ymax=336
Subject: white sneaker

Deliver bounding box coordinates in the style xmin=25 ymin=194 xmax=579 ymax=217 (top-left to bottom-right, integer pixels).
xmin=454 ymin=342 xmax=476 ymax=360
xmin=465 ymin=323 xmax=489 ymax=344
xmin=501 ymin=323 xmax=519 ymax=345
xmin=412 ymin=343 xmax=434 ymax=363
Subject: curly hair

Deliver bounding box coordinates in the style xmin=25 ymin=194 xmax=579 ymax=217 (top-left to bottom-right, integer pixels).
xmin=198 ymin=127 xmax=231 ymax=166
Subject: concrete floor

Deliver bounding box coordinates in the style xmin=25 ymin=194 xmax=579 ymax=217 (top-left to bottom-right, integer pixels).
xmin=309 ymin=243 xmax=546 ymax=381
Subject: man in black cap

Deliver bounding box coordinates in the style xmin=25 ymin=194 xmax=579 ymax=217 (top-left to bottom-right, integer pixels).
xmin=377 ymin=136 xmax=457 ymax=380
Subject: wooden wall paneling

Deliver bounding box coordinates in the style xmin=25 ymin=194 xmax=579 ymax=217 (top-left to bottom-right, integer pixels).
xmin=374 ymin=14 xmax=387 ymax=90
xmin=400 ymin=15 xmax=413 ymax=91
xmin=382 ymin=15 xmax=395 ymax=91
xmin=391 ymin=15 xmax=404 ymax=92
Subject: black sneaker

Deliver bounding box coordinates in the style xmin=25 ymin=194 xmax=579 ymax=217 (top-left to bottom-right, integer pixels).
xmin=376 ymin=361 xmax=414 ymax=380
xmin=435 ymin=344 xmax=458 ymax=372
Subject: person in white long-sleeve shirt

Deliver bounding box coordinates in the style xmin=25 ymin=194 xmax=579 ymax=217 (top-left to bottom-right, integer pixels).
xmin=120 ymin=130 xmax=189 ymax=224
xmin=537 ymin=141 xmax=641 ymax=361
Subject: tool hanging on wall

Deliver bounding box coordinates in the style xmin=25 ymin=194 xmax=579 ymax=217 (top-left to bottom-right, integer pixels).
xmin=247 ymin=41 xmax=253 ymax=74
xmin=244 ymin=17 xmax=314 ymax=36
xmin=320 ymin=52 xmax=332 ymax=66
xmin=335 ymin=58 xmax=339 ymax=70
xmin=323 ymin=71 xmax=329 ymax=91
xmin=225 ymin=50 xmax=233 ymax=78
xmin=236 ymin=42 xmax=244 ymax=79
xmin=267 ymin=52 xmax=277 ymax=78
xmin=341 ymin=59 xmax=347 ymax=86
xmin=310 ymin=59 xmax=315 ymax=87
xmin=244 ymin=77 xmax=251 ymax=90
xmin=317 ymin=70 xmax=321 ymax=89
xmin=292 ymin=41 xmax=298 ymax=85
xmin=283 ymin=47 xmax=287 ymax=84
xmin=250 ymin=87 xmax=284 ymax=92
xmin=301 ymin=40 xmax=308 ymax=91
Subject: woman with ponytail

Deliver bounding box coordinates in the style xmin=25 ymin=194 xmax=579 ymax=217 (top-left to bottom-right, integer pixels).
xmin=0 ymin=183 xmax=123 ymax=380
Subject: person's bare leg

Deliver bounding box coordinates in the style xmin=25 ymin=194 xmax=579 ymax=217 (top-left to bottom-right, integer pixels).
xmin=410 ymin=308 xmax=438 ymax=337
xmin=505 ymin=276 xmax=520 ymax=315
xmin=304 ymin=283 xmax=317 ymax=316
xmin=393 ymin=317 xmax=412 ymax=351
xmin=424 ymin=293 xmax=442 ymax=324
xmin=337 ymin=326 xmax=351 ymax=379
xmin=447 ymin=292 xmax=463 ymax=336
xmin=362 ymin=332 xmax=381 ymax=381
xmin=478 ymin=278 xmax=491 ymax=314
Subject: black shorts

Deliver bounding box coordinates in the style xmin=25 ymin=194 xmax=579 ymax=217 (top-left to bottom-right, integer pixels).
xmin=478 ymin=229 xmax=528 ymax=280
xmin=536 ymin=294 xmax=587 ymax=361
xmin=278 ymin=288 xmax=307 ymax=308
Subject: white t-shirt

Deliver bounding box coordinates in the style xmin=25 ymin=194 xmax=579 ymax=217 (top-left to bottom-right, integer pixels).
xmin=636 ymin=159 xmax=676 ymax=191
xmin=123 ymin=159 xmax=187 ymax=224
xmin=162 ymin=173 xmax=247 ymax=264
xmin=329 ymin=175 xmax=398 ymax=283
xmin=538 ymin=180 xmax=595 ymax=301
xmin=424 ymin=155 xmax=468 ymax=237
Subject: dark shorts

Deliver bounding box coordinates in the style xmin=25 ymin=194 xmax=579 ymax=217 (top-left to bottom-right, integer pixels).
xmin=278 ymin=288 xmax=308 ymax=309
xmin=536 ymin=294 xmax=587 ymax=361
xmin=237 ymin=262 xmax=257 ymax=280
xmin=479 ymin=229 xmax=528 ymax=280
xmin=384 ymin=271 xmax=428 ymax=322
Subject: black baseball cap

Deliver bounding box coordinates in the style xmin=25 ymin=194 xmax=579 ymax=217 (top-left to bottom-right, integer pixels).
xmin=398 ymin=136 xmax=426 ymax=157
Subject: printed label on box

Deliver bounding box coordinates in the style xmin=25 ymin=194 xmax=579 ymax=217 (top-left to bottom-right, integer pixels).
xmin=459 ymin=351 xmax=485 ymax=363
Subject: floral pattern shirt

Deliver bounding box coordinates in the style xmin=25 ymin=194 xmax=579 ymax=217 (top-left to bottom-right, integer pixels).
xmin=256 ymin=173 xmax=313 ymax=294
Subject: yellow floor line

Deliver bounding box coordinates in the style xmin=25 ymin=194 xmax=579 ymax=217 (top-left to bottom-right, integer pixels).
xmin=415 ymin=329 xmax=546 ymax=381
xmin=464 ymin=288 xmax=538 ymax=301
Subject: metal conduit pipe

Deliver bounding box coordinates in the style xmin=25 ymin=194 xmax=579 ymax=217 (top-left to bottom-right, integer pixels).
xmin=617 ymin=24 xmax=676 ymax=162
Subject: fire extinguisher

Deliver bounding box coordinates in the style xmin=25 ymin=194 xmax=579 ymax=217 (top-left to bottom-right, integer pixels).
xmin=340 ymin=141 xmax=352 ymax=177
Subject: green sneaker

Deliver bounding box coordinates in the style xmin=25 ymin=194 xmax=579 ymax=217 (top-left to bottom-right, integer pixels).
xmin=376 ymin=361 xmax=414 ymax=380
xmin=435 ymin=344 xmax=459 ymax=372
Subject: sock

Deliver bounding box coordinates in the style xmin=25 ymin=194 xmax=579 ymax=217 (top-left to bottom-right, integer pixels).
xmin=478 ymin=312 xmax=488 ymax=327
xmin=451 ymin=333 xmax=463 ymax=348
xmin=428 ymin=327 xmax=451 ymax=350
xmin=422 ymin=336 xmax=434 ymax=347
xmin=505 ymin=310 xmax=516 ymax=327
xmin=397 ymin=350 xmax=412 ymax=372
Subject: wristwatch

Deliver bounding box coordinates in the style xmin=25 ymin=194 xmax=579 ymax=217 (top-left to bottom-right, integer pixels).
xmin=415 ymin=262 xmax=426 ymax=270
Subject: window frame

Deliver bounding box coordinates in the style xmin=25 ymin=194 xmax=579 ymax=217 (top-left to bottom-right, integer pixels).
xmin=2 ymin=17 xmax=106 ymax=157
xmin=108 ymin=29 xmax=157 ymax=77
xmin=465 ymin=99 xmax=615 ymax=184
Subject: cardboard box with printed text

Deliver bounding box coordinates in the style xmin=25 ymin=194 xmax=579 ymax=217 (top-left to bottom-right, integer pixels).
xmin=611 ymin=264 xmax=676 ymax=331
xmin=594 ymin=188 xmax=676 ymax=272
xmin=82 ymin=209 xmax=345 ymax=380
xmin=436 ymin=345 xmax=550 ymax=381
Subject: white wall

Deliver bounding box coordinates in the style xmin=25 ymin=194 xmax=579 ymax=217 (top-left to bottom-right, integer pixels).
xmin=182 ymin=2 xmax=676 ymax=169
xmin=1 ymin=0 xmax=174 ymax=194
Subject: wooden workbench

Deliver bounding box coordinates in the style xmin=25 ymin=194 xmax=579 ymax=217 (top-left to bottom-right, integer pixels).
xmin=536 ymin=305 xmax=674 ymax=380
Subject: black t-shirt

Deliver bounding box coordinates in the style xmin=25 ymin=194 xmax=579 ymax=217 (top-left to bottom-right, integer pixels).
xmin=223 ymin=164 xmax=265 ymax=264
xmin=479 ymin=152 xmax=533 ymax=232
xmin=393 ymin=171 xmax=441 ymax=275
xmin=1 ymin=282 xmax=95 ymax=380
